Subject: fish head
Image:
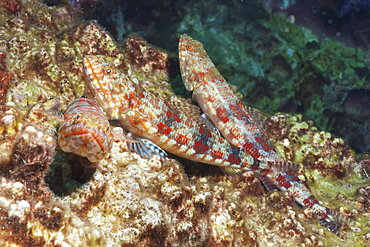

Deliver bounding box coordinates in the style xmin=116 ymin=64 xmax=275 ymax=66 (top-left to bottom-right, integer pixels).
xmin=83 ymin=55 xmax=133 ymax=119
xmin=58 ymin=97 xmax=114 ymax=162
xmin=83 ymin=55 xmax=115 ymax=110
xmin=178 ymin=34 xmax=210 ymax=92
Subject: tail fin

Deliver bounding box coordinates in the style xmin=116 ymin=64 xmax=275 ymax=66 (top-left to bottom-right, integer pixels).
xmin=265 ymin=162 xmax=350 ymax=238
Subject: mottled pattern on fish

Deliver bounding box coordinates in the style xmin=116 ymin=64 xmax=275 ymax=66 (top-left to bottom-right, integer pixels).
xmin=179 ymin=35 xmax=281 ymax=162
xmin=83 ymin=55 xmax=271 ymax=173
xmin=58 ymin=97 xmax=114 ymax=162
xmin=179 ymin=34 xmax=347 ymax=237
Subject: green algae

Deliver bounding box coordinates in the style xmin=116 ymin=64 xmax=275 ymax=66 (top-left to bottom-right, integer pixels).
xmin=177 ymin=2 xmax=369 ymax=135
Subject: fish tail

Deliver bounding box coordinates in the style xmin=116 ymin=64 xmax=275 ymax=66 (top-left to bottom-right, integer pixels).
xmin=263 ymin=161 xmax=350 ymax=238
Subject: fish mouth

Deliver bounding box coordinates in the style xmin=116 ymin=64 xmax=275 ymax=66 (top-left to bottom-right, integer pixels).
xmin=60 ymin=123 xmax=109 ymax=151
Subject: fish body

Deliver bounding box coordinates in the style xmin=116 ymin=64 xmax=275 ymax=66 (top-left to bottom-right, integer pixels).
xmin=179 ymin=35 xmax=281 ymax=162
xmin=58 ymin=97 xmax=114 ymax=162
xmin=83 ymin=55 xmax=271 ymax=173
xmin=179 ymin=34 xmax=347 ymax=236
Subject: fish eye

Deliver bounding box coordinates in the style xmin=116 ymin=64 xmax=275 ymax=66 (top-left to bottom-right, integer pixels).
xmin=186 ymin=44 xmax=194 ymax=51
xmin=105 ymin=125 xmax=110 ymax=132
xmin=104 ymin=67 xmax=114 ymax=75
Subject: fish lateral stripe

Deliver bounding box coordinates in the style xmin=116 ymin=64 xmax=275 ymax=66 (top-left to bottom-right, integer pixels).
xmin=193 ymin=140 xmax=209 ymax=153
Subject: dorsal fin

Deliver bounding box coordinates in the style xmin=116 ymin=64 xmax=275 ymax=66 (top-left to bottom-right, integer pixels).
xmin=242 ymin=103 xmax=270 ymax=131
xmin=167 ymin=100 xmax=217 ymax=130
xmin=168 ymin=100 xmax=201 ymax=118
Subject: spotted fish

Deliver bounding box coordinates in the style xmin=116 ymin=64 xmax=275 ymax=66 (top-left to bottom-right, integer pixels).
xmin=83 ymin=55 xmax=272 ymax=173
xmin=58 ymin=97 xmax=114 ymax=162
xmin=179 ymin=34 xmax=348 ymax=237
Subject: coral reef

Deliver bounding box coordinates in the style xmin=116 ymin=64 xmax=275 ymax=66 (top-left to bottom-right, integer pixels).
xmin=0 ymin=0 xmax=369 ymax=246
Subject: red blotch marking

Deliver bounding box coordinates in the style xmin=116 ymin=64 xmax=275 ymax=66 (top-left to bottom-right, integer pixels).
xmin=250 ymin=162 xmax=260 ymax=171
xmin=194 ymin=71 xmax=208 ymax=84
xmin=254 ymin=136 xmax=274 ymax=152
xmin=130 ymin=117 xmax=146 ymax=128
xmin=175 ymin=134 xmax=191 ymax=146
xmin=293 ymin=176 xmax=300 ymax=182
xmin=280 ymin=169 xmax=300 ymax=182
xmin=137 ymin=91 xmax=145 ymax=99
xmin=165 ymin=108 xmax=181 ymax=122
xmin=234 ymin=110 xmax=246 ymax=121
xmin=124 ymin=91 xmax=135 ymax=100
xmin=260 ymin=168 xmax=271 ymax=176
xmin=157 ymin=122 xmax=172 ymax=136
xmin=230 ymin=103 xmax=246 ymax=121
xmin=229 ymin=102 xmax=243 ymax=111
xmin=315 ymin=209 xmax=329 ymax=220
xmin=211 ymin=149 xmax=224 ymax=159
xmin=276 ymin=174 xmax=292 ymax=189
xmin=198 ymin=71 xmax=206 ymax=78
xmin=194 ymin=140 xmax=209 ymax=153
xmin=242 ymin=142 xmax=261 ymax=159
xmin=129 ymin=96 xmax=141 ymax=110
xmin=207 ymin=95 xmax=216 ymax=103
xmin=262 ymin=143 xmax=274 ymax=152
xmin=216 ymin=107 xmax=229 ymax=123
xmin=303 ymin=195 xmax=319 ymax=208
xmin=255 ymin=136 xmax=265 ymax=144
xmin=243 ymin=142 xmax=253 ymax=151
xmin=199 ymin=127 xmax=212 ymax=138
xmin=227 ymin=152 xmax=241 ymax=164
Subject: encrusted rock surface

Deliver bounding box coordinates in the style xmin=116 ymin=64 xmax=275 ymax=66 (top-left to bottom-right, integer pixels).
xmin=0 ymin=0 xmax=369 ymax=246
